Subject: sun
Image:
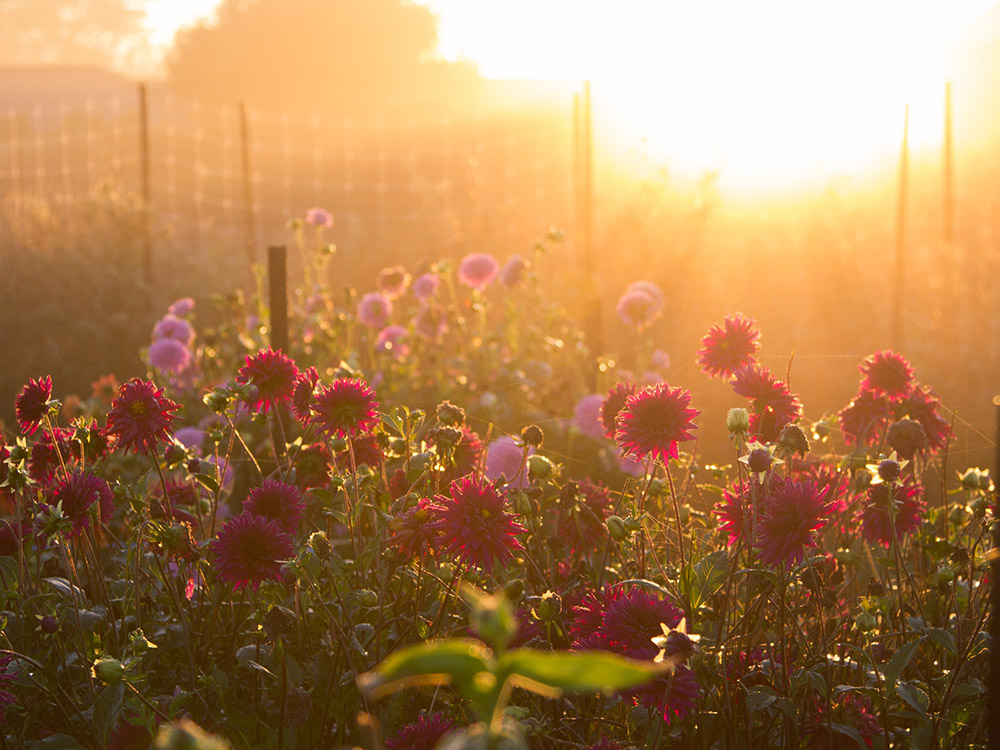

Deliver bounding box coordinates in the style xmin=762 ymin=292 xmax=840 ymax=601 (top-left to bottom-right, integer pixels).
xmin=425 ymin=0 xmax=1000 ymax=194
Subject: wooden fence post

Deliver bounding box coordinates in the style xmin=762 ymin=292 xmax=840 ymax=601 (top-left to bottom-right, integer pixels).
xmin=138 ymin=82 xmax=152 ymax=289
xmin=268 ymin=245 xmax=289 ymax=352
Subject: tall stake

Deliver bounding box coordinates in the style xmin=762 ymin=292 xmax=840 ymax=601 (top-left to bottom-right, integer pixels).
xmin=268 ymin=246 xmax=289 ymax=353
xmin=138 ymin=82 xmax=152 ymax=290
xmin=891 ymin=105 xmax=909 ymax=351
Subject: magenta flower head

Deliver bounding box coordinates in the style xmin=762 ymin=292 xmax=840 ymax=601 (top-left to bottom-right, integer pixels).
xmin=615 ymin=286 xmax=662 ymax=328
xmin=243 ymin=479 xmax=305 ymax=534
xmin=387 ymin=498 xmax=438 ymax=561
xmin=357 ymin=292 xmax=392 ymax=329
xmin=731 ymin=364 xmax=802 ymax=443
xmin=16 ymin=375 xmax=52 ymax=436
xmin=310 ymin=378 xmax=379 ymax=439
xmin=292 ymin=366 xmax=320 ymax=423
xmin=106 ymin=378 xmax=180 ymax=455
xmin=571 ymin=584 xmax=683 ymax=659
xmin=573 ymin=394 xmax=606 ymax=440
xmin=148 ymin=338 xmax=191 ymax=375
xmin=859 ymin=350 xmax=914 ymax=402
xmin=838 ymin=389 xmax=890 ymax=448
xmin=411 ymin=272 xmax=440 ymax=302
xmin=376 ymin=265 xmax=411 ymax=298
xmin=856 ymin=479 xmax=925 ymax=547
xmin=697 ymin=313 xmax=760 ymax=379
xmin=500 ymin=254 xmax=529 ymax=287
xmin=715 ymin=481 xmax=750 ymax=547
xmin=385 ymin=713 xmax=457 ymax=750
xmin=236 ymin=348 xmax=299 ymax=415
xmin=304 ymin=207 xmax=334 ymax=228
xmin=616 ymin=383 xmax=699 ymax=462
xmin=894 ymin=383 xmax=951 ymax=452
xmin=212 ymin=513 xmax=293 ymax=591
xmin=50 ymin=471 xmax=114 ymax=535
xmin=167 ymin=297 xmax=195 ymax=317
xmin=600 ymin=382 xmax=637 ymax=439
xmin=427 ymin=475 xmax=526 ymax=573
xmin=457 ymin=252 xmax=500 ymax=290
xmin=484 ymin=435 xmax=532 ymax=488
xmin=152 ymin=314 xmax=195 ymax=346
xmin=755 ymin=478 xmax=833 ymax=568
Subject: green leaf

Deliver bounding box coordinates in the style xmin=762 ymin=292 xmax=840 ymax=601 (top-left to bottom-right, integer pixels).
xmin=967 ymin=631 xmax=990 ymax=659
xmin=497 ymin=649 xmax=667 ymax=697
xmin=192 ymin=472 xmax=220 ymax=494
xmin=883 ymin=637 xmax=923 ymax=692
xmin=923 ymin=627 xmax=957 ymax=656
xmin=359 ymin=639 xmax=493 ymax=700
xmin=29 ymin=735 xmax=85 ymax=749
xmin=830 ymin=721 xmax=867 ymax=748
xmin=246 ymin=661 xmax=277 ymax=680
xmin=687 ymin=550 xmax=729 ymax=610
xmin=44 ymin=577 xmax=84 ymax=599
xmin=895 ymin=681 xmax=929 ymax=716
xmin=745 ymin=686 xmax=777 ymax=713
xmin=909 ymin=718 xmax=935 ymax=750
xmin=94 ymin=682 xmax=124 ymax=746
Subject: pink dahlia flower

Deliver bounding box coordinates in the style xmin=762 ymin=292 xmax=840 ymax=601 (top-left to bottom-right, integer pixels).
xmin=236 ymin=348 xmax=299 ymax=415
xmin=457 ymin=252 xmax=500 ymax=290
xmin=616 ymin=383 xmax=699 ymax=462
xmin=697 ymin=313 xmax=760 ymax=379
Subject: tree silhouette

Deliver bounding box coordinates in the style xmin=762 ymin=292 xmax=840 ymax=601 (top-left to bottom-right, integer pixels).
xmin=167 ymin=0 xmax=480 ymax=115
xmin=0 ymin=0 xmax=147 ymax=70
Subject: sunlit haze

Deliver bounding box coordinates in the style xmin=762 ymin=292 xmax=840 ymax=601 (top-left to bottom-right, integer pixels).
xmin=141 ymin=0 xmax=1000 ymax=193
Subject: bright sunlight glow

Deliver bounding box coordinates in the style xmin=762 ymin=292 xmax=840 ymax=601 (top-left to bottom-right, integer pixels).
xmin=145 ymin=0 xmax=1000 ymax=193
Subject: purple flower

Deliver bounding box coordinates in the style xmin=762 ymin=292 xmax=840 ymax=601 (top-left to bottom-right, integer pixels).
xmin=357 ymin=292 xmax=392 ymax=329
xmin=376 ymin=266 xmax=411 ymax=298
xmin=457 ymin=253 xmax=500 ymax=290
xmin=500 ymin=254 xmax=529 ymax=286
xmin=484 ymin=436 xmax=532 ymax=488
xmin=375 ymin=325 xmax=409 ymax=358
xmin=174 ymin=427 xmax=206 ymax=452
xmin=153 ymin=315 xmax=195 ymax=346
xmin=305 ymin=207 xmax=334 ymax=227
xmin=148 ymin=338 xmax=191 ymax=375
xmin=573 ymin=394 xmax=606 ymax=440
xmin=411 ymin=272 xmax=440 ymax=301
xmin=167 ymin=297 xmax=195 ymax=317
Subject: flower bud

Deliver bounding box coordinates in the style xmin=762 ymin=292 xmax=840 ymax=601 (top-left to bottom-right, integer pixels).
xmin=606 ymin=515 xmax=628 ymax=541
xmin=777 ymin=424 xmax=810 ymax=457
xmin=726 ymin=408 xmax=750 ymax=434
xmin=527 ymin=455 xmax=554 ymax=481
xmin=854 ymin=613 xmax=878 ymax=632
xmin=308 ymin=531 xmax=331 ymax=559
xmin=503 ymin=579 xmax=525 ymax=602
xmin=203 ymin=389 xmax=231 ymax=414
xmin=93 ymin=657 xmax=125 ymax=684
xmin=436 ymin=400 xmax=466 ymax=426
xmin=533 ymin=591 xmax=562 ymax=621
xmin=520 ymin=425 xmax=544 ymax=449
xmin=877 ymin=459 xmax=901 ymax=484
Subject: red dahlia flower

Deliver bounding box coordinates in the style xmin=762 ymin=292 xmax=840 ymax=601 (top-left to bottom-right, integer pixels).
xmin=236 ymin=348 xmax=299 ymax=415
xmin=106 ymin=378 xmax=180 ymax=455
xmin=427 ymin=475 xmax=526 ymax=573
xmin=310 ymin=378 xmax=379 ymax=440
xmin=242 ymin=479 xmax=305 ymax=534
xmin=755 ymin=478 xmax=833 ymax=568
xmin=859 ymin=349 xmax=913 ymax=402
xmin=212 ymin=513 xmax=293 ymax=591
xmin=16 ymin=375 xmax=52 ymax=436
xmin=697 ymin=313 xmax=760 ymax=379
xmin=615 ymin=383 xmax=699 ymax=462
xmin=600 ymin=382 xmax=637 ymax=439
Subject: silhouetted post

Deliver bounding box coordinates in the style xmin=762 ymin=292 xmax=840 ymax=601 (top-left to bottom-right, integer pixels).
xmin=891 ymin=105 xmax=909 ymax=351
xmin=990 ymin=452 xmax=1000 ymax=750
xmin=575 ymin=81 xmax=600 ymax=376
xmin=268 ymin=246 xmax=289 ymax=353
xmin=138 ymin=82 xmax=152 ymax=288
xmin=943 ymin=82 xmax=954 ymax=247
xmin=240 ymin=101 xmax=257 ymax=271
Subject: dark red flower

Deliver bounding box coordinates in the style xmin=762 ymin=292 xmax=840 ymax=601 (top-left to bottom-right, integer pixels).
xmin=291 ymin=366 xmax=320 ymax=423
xmin=838 ymin=389 xmax=890 ymax=447
xmin=293 ymin=443 xmax=332 ymax=489
xmin=859 ymin=350 xmax=913 ymax=402
xmin=855 ymin=479 xmax=925 ymax=547
xmin=385 ymin=713 xmax=456 ymax=750
xmin=29 ymin=428 xmax=80 ymax=485
xmin=715 ymin=481 xmax=751 ymax=547
xmin=106 ymin=378 xmax=180 ymax=455
xmin=615 ymin=383 xmax=699 ymax=462
xmin=427 ymin=475 xmax=526 ymax=573
xmin=755 ymin=478 xmax=832 ymax=568
xmin=600 ymin=382 xmax=637 ymax=439
xmin=335 ymin=433 xmax=384 ymax=470
xmin=892 ymin=383 xmax=951 ymax=452
xmin=50 ymin=471 xmax=114 ymax=535
xmin=310 ymin=378 xmax=380 ymax=440
xmin=633 ymin=664 xmax=701 ymax=725
xmin=16 ymin=376 xmax=52 ymax=436
xmin=731 ymin=364 xmax=801 ymax=443
xmin=242 ymin=479 xmax=305 ymax=534
xmin=236 ymin=348 xmax=299 ymax=415
xmin=697 ymin=313 xmax=760 ymax=379
xmin=387 ymin=498 xmax=438 ymax=561
xmin=571 ymin=584 xmax=683 ymax=659
xmin=212 ymin=513 xmax=293 ymax=591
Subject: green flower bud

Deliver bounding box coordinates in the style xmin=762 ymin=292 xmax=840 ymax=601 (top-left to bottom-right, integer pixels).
xmin=308 ymin=531 xmax=331 ymax=560
xmin=202 ymin=388 xmax=231 ymax=414
xmin=356 ymin=589 xmax=378 ymax=608
xmin=511 ymin=490 xmax=534 ymax=516
xmin=854 ymin=613 xmax=878 ymax=632
xmin=935 ymin=566 xmax=956 ymax=584
xmin=93 ymin=657 xmax=125 ymax=684
xmin=503 ymin=579 xmax=525 ymax=602
xmin=436 ymin=400 xmax=466 ymax=426
xmin=533 ymin=591 xmax=562 ymax=621
xmin=526 ymin=455 xmax=554 ymax=481
xmin=726 ymin=408 xmax=750 ymax=434
xmin=606 ymin=515 xmax=627 ymax=541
